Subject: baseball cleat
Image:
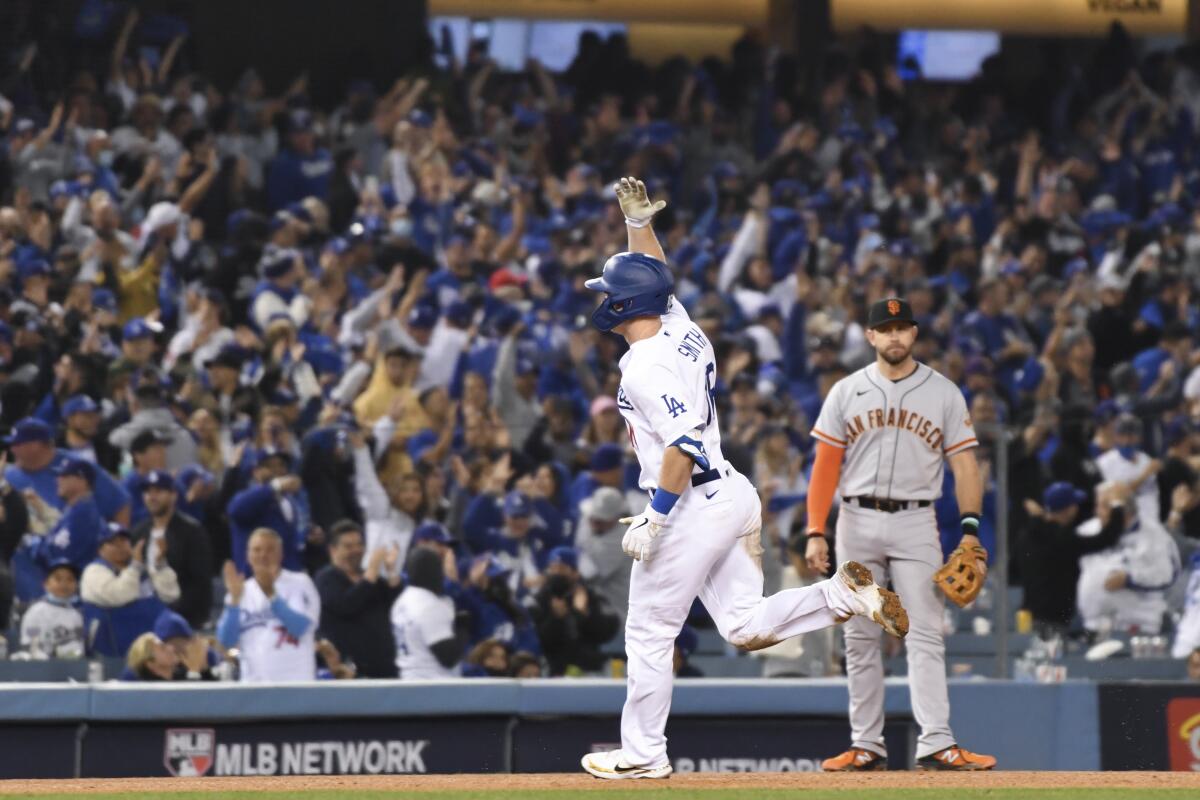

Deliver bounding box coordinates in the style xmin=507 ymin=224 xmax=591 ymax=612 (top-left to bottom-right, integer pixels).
xmin=821 ymin=747 xmax=888 ymax=772
xmin=581 ymin=749 xmax=672 ymax=779
xmin=837 ymin=561 xmax=910 ymax=638
xmin=916 ymin=745 xmax=997 ymax=771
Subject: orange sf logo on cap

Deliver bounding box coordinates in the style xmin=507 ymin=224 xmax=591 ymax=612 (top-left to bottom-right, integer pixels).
xmin=888 ymin=300 xmax=900 ymax=316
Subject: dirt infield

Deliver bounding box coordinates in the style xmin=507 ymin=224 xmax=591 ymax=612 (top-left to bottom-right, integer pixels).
xmin=1 ymin=772 xmax=1198 ymax=795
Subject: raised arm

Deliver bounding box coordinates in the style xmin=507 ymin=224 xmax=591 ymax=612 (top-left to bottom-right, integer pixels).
xmin=614 ymin=176 xmax=667 ymax=263
xmin=157 ymin=34 xmax=187 ymax=87
xmin=110 ymin=9 xmax=139 ymax=86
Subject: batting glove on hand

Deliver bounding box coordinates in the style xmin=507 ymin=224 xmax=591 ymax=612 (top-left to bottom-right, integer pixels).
xmin=615 ymin=176 xmax=666 ymax=228
xmin=619 ymin=505 xmax=669 ymax=562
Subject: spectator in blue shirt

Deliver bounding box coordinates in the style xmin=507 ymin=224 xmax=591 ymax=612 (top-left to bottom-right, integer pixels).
xmin=458 ymin=554 xmax=541 ymax=656
xmin=464 ymin=490 xmax=552 ymax=593
xmin=4 ymin=418 xmax=130 ymax=526
xmin=228 ymin=448 xmax=310 ymax=574
xmin=266 ymin=109 xmax=333 ymax=211
xmin=567 ymin=443 xmax=625 ymax=513
xmin=17 ymin=456 xmax=107 ymax=600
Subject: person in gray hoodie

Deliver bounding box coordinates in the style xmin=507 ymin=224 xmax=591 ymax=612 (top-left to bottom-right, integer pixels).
xmin=108 ymin=384 xmax=198 ymax=471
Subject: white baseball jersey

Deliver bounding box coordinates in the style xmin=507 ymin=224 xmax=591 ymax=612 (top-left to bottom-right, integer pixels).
xmin=617 ymin=302 xmax=728 ymax=494
xmin=1078 ymin=515 xmax=1180 ymax=633
xmin=227 ymin=570 xmax=320 ymax=683
xmin=1095 ymin=448 xmax=1160 ymax=522
xmin=19 ymin=597 xmax=85 ymax=659
xmin=812 ymin=362 xmax=976 ymax=500
xmin=391 ymin=585 xmax=458 ymax=679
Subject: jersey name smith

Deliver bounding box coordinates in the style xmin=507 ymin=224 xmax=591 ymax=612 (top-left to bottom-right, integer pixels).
xmin=845 ymin=406 xmax=943 ymax=451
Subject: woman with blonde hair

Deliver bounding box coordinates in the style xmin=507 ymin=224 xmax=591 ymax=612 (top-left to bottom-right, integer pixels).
xmin=125 ymin=632 xmax=185 ymax=681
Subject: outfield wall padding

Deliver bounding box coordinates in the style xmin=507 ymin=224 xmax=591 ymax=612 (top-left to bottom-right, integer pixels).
xmin=0 ymin=678 xmax=1101 ymax=776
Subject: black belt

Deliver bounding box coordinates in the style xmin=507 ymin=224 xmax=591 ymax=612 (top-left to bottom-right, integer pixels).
xmin=691 ymin=467 xmax=730 ymax=487
xmin=845 ymin=496 xmax=931 ymax=513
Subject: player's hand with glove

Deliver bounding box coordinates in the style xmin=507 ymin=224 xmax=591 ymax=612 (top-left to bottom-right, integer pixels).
xmin=933 ymin=533 xmax=989 ymax=608
xmin=619 ymin=504 xmax=670 ymax=562
xmin=615 ymin=176 xmax=666 ymax=228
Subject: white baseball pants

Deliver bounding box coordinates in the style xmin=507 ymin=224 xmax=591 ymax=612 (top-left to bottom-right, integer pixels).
xmin=620 ymin=469 xmax=860 ymax=766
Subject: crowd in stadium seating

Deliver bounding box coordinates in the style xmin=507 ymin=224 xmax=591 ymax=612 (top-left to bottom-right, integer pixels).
xmin=1 ymin=7 xmax=1200 ymax=680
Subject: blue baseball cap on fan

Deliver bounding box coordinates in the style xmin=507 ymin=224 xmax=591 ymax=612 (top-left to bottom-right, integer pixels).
xmin=140 ymin=470 xmax=176 ymax=492
xmin=408 ymin=305 xmax=438 ymax=330
xmin=153 ymin=610 xmax=194 ymax=642
xmin=55 ymin=456 xmax=96 ymax=484
xmin=62 ymin=395 xmax=99 ymax=417
xmin=123 ymin=317 xmax=161 ymax=341
xmin=546 ymin=546 xmax=579 ymax=571
xmin=99 ymin=521 xmax=131 ymax=542
xmin=1042 ymin=482 xmax=1087 ymax=512
xmin=5 ymin=418 xmax=54 ymax=446
xmin=503 ymin=490 xmax=533 ymax=518
xmin=412 ymin=522 xmax=452 ymax=546
xmin=92 ymin=287 xmax=117 ymax=312
xmin=590 ymin=444 xmax=623 ymax=472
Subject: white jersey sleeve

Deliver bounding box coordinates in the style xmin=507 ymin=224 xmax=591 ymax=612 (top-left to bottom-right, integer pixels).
xmin=621 ymin=361 xmax=707 ymax=448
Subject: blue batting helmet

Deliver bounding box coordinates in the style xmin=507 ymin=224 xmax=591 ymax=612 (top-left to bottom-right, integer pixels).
xmin=584 ymin=251 xmax=673 ymax=332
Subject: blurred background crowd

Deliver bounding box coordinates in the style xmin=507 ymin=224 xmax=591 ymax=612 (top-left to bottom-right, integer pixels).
xmin=1 ymin=2 xmax=1200 ymax=682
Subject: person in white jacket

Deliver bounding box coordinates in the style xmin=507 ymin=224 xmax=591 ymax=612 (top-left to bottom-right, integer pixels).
xmin=19 ymin=559 xmax=85 ymax=659
xmin=251 ymin=249 xmax=311 ymax=331
xmin=81 ymin=522 xmax=180 ymax=609
xmin=349 ymin=431 xmax=423 ymax=579
xmin=1077 ymin=482 xmax=1181 ymax=635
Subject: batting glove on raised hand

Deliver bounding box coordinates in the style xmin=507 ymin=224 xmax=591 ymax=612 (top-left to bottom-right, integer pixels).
xmin=615 ymin=176 xmax=666 ymax=228
xmin=619 ymin=505 xmax=669 ymax=562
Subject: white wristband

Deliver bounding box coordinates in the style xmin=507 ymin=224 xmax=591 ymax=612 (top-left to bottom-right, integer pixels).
xmin=624 ymin=216 xmax=651 ymax=228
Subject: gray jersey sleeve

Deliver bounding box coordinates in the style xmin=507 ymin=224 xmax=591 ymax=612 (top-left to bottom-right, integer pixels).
xmin=942 ymin=384 xmax=978 ymax=456
xmin=811 ymin=380 xmax=847 ymax=449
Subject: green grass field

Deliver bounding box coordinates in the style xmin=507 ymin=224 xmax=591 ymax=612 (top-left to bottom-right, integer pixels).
xmin=7 ymin=790 xmax=1200 ymax=800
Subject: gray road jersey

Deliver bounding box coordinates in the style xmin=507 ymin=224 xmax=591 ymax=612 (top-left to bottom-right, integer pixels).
xmin=811 ymin=362 xmax=976 ymax=501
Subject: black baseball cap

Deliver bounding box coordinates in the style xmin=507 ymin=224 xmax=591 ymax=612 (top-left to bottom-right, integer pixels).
xmin=867 ymin=297 xmax=916 ymax=329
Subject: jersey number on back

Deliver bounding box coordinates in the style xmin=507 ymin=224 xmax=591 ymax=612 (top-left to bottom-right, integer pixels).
xmin=703 ymin=362 xmax=716 ymax=427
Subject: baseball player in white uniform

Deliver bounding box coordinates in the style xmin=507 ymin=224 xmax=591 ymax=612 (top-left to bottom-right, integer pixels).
xmin=392 ymin=547 xmax=461 ymax=679
xmin=217 ymin=528 xmax=320 ymax=682
xmin=805 ymin=296 xmax=996 ymax=771
xmin=580 ymin=178 xmax=910 ymax=780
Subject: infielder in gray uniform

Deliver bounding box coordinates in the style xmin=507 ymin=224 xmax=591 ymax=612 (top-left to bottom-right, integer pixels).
xmin=805 ymin=297 xmax=996 ymax=771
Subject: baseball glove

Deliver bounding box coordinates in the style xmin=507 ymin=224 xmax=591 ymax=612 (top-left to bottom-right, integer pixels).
xmin=933 ymin=544 xmax=988 ymax=608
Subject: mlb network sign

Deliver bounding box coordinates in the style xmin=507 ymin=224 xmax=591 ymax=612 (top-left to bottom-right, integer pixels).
xmin=164 ymin=728 xmax=430 ymax=776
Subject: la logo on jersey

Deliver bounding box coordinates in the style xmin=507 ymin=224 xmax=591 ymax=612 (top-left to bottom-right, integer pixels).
xmin=165 ymin=728 xmax=216 ymax=777
xmin=661 ymin=395 xmax=687 ymax=418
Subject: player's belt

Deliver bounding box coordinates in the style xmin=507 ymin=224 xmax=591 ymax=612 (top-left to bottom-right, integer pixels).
xmin=844 ymin=496 xmax=932 ymax=513
xmin=691 ymin=467 xmax=730 ymax=487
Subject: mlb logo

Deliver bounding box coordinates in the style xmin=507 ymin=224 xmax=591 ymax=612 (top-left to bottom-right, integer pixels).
xmin=164 ymin=728 xmax=215 ymax=777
